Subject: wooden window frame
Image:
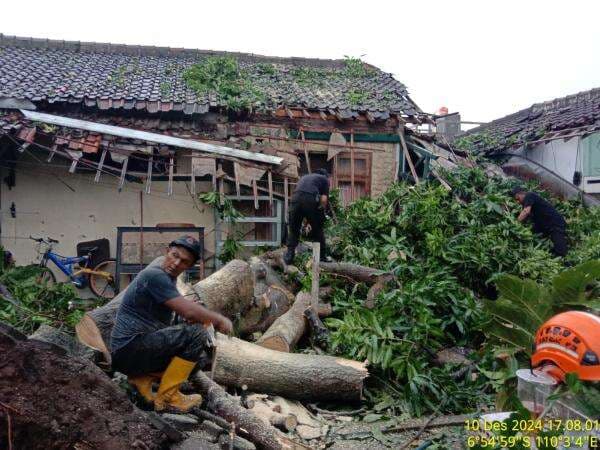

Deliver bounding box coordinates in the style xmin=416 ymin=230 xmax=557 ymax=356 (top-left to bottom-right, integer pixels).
xmin=334 ymin=151 xmax=372 ymax=198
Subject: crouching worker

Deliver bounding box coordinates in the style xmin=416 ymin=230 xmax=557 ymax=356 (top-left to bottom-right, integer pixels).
xmin=110 ymin=236 xmax=233 ymax=412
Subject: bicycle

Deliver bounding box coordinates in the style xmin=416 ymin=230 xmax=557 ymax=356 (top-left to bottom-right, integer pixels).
xmin=30 ymin=236 xmax=118 ymax=300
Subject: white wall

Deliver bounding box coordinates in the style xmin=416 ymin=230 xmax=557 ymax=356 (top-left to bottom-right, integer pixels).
xmin=0 ymin=158 xmax=215 ymax=283
xmin=523 ymin=137 xmax=581 ymax=184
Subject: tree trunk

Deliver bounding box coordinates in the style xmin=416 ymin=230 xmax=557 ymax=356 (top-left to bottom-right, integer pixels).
xmin=256 ymin=293 xmax=311 ymax=352
xmin=318 ymin=262 xmax=396 ymax=309
xmin=212 ymin=334 xmax=368 ymax=402
xmin=192 ymin=370 xmax=309 ymax=450
xmin=191 ymin=259 xmax=255 ymax=319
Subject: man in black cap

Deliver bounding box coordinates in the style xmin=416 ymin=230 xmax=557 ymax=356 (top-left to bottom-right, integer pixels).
xmin=111 ymin=235 xmax=233 ymax=412
xmin=511 ymin=187 xmax=568 ymax=256
xmin=284 ymin=168 xmax=331 ymax=265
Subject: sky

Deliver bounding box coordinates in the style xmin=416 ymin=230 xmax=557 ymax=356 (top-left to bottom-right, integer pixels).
xmin=2 ymin=0 xmax=599 ymax=123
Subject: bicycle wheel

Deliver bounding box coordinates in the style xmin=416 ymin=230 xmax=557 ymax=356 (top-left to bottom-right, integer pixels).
xmin=37 ymin=267 xmax=56 ymax=286
xmin=89 ymin=259 xmax=117 ymax=300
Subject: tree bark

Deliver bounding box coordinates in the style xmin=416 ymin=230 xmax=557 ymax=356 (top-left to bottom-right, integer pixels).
xmin=212 ymin=334 xmax=368 ymax=402
xmin=256 ymin=293 xmax=311 ymax=352
xmin=192 ymin=370 xmax=309 ymax=450
xmin=191 ymin=259 xmax=255 ymax=319
xmin=303 ymin=307 xmax=329 ymax=349
xmin=318 ymin=262 xmax=396 ymax=309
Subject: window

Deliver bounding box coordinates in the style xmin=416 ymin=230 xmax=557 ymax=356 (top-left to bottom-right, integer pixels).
xmin=334 ymin=151 xmax=371 ymax=206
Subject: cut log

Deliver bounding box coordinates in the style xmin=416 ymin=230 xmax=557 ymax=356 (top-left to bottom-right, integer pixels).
xmin=192 ymin=370 xmax=309 ymax=450
xmin=303 ymin=307 xmax=329 ymax=349
xmin=256 ymin=293 xmax=311 ymax=352
xmin=247 ymin=401 xmax=298 ymax=432
xmin=191 ymin=259 xmax=254 ymax=319
xmin=211 ymin=333 xmax=368 ymax=402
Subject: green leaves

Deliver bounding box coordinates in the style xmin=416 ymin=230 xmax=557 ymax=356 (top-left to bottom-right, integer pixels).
xmin=485 ymin=261 xmax=600 ymax=355
xmin=183 ymin=56 xmax=265 ymax=111
xmin=0 ymin=260 xmax=93 ymax=335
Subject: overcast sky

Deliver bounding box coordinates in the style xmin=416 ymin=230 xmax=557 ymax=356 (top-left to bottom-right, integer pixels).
xmin=2 ymin=0 xmax=599 ymax=123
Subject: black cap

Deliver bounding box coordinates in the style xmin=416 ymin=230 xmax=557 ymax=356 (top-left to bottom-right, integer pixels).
xmin=169 ymin=235 xmax=201 ymax=262
xmin=315 ymin=168 xmax=330 ymax=177
xmin=511 ymin=186 xmax=526 ymax=196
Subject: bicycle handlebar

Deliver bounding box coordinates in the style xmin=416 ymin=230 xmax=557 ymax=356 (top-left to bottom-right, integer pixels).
xmin=29 ymin=236 xmax=59 ymax=244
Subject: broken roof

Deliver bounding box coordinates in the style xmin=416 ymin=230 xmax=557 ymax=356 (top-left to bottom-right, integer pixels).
xmin=0 ymin=34 xmax=422 ymax=119
xmin=457 ymin=87 xmax=600 ymax=154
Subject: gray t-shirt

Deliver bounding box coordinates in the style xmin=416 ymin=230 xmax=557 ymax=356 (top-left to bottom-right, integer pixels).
xmin=111 ymin=262 xmax=181 ymax=352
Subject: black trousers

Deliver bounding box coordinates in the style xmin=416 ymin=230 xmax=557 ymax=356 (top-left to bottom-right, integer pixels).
xmin=286 ymin=192 xmax=326 ymax=257
xmin=111 ymin=324 xmax=212 ymax=376
xmin=547 ymin=228 xmax=568 ymax=257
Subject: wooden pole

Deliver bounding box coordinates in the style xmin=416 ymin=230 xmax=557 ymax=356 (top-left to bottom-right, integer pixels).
xmin=283 ymin=177 xmax=289 ymax=223
xmin=94 ymin=148 xmax=107 ymax=182
xmin=398 ymin=125 xmax=419 ymax=184
xmin=350 ymin=130 xmax=355 ymax=202
xmin=139 ymin=191 xmax=144 ymax=272
xmin=311 ymin=242 xmax=320 ymax=311
xmin=267 ymin=170 xmax=273 ymax=206
xmin=301 ymin=129 xmax=311 ymax=173
xmin=168 ymin=155 xmax=174 ymax=195
xmin=145 ymin=155 xmax=153 ymax=194
xmin=190 ymin=157 xmax=196 ymax=196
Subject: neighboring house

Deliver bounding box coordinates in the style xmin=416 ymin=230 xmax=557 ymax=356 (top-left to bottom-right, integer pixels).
xmin=0 ymin=34 xmax=429 ymax=279
xmin=456 ymin=88 xmax=600 ymax=204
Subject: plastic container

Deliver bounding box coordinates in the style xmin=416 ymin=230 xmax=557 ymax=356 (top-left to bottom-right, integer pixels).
xmin=516 ymin=369 xmax=559 ymax=416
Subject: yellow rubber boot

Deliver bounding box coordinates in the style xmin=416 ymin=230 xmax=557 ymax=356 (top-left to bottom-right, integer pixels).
xmin=154 ymin=357 xmax=202 ymax=412
xmin=128 ymin=372 xmax=163 ymax=404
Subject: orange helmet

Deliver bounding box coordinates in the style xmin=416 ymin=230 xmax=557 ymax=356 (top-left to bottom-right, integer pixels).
xmin=532 ymin=311 xmax=600 ymax=382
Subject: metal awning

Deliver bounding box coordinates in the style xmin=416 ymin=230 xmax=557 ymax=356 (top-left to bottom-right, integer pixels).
xmin=20 ymin=109 xmax=283 ymax=166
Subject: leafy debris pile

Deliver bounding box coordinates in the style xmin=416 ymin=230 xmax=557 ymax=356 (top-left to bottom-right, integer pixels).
xmin=321 ymin=167 xmax=600 ymax=416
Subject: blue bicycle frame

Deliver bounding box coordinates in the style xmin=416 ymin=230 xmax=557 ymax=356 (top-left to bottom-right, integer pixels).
xmin=41 ymin=250 xmax=89 ymax=288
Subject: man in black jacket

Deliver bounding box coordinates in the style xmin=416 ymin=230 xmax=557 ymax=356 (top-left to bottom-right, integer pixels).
xmin=512 ymin=187 xmax=568 ymax=257
xmin=284 ymin=169 xmax=330 ymax=265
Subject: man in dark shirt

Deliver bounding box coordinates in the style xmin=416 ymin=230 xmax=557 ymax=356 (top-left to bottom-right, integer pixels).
xmin=512 ymin=187 xmax=568 ymax=256
xmin=111 ymin=235 xmax=233 ymax=412
xmin=284 ymin=168 xmax=330 ymax=265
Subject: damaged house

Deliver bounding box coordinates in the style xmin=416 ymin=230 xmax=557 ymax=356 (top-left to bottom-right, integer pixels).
xmin=0 ymin=34 xmax=430 ymax=283
xmin=456 ymin=87 xmax=600 ymax=205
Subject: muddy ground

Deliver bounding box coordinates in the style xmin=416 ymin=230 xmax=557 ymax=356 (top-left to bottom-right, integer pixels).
xmin=0 ymin=324 xmax=169 ymax=450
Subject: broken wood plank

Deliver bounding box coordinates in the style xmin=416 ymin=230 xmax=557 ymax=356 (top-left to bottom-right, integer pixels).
xmin=398 ymin=125 xmax=419 ymax=184
xmin=145 ymin=155 xmax=153 ymax=194
xmin=117 ymin=157 xmax=129 ymax=192
xmin=311 ymin=242 xmax=320 ymax=311
xmin=167 ymin=155 xmax=174 ymax=196
xmin=94 ymin=148 xmax=108 ymax=182
xmin=268 ymin=170 xmax=273 ymax=206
